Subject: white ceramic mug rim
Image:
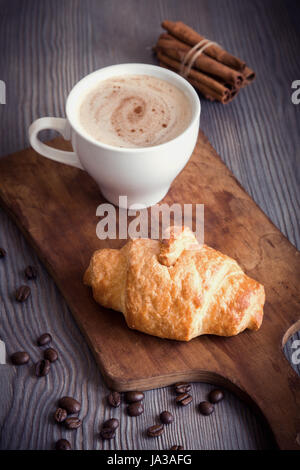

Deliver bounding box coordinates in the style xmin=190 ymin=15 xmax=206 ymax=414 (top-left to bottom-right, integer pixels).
xmin=66 ymin=63 xmax=201 ymax=153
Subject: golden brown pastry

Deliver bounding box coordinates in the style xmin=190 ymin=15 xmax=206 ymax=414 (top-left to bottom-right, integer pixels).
xmin=84 ymin=227 xmax=265 ymax=341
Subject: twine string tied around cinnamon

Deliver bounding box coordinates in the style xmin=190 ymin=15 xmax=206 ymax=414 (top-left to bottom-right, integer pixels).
xmin=180 ymin=39 xmax=220 ymax=78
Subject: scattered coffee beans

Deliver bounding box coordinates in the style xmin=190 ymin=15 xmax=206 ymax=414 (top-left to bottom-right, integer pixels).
xmin=199 ymin=401 xmax=214 ymax=415
xmin=100 ymin=418 xmax=119 ymax=439
xmin=174 ymin=382 xmax=191 ymax=394
xmin=208 ymin=389 xmax=224 ymax=404
xmin=0 ymin=248 xmax=6 ymax=258
xmin=170 ymin=445 xmax=184 ymax=450
xmin=11 ymin=351 xmax=29 ymax=365
xmin=55 ymin=438 xmax=71 ymax=450
xmin=54 ymin=408 xmax=67 ymax=423
xmin=65 ymin=417 xmax=82 ymax=430
xmin=24 ymin=265 xmax=37 ymax=280
xmin=58 ymin=396 xmax=81 ymax=414
xmin=15 ymin=285 xmax=31 ymax=302
xmin=160 ymin=411 xmax=174 ymax=425
xmin=147 ymin=424 xmax=164 ymax=437
xmin=125 ymin=391 xmax=144 ymax=403
xmin=37 ymin=333 xmax=52 ymax=346
xmin=176 ymin=392 xmax=193 ymax=406
xmin=44 ymin=347 xmax=58 ymax=362
xmin=108 ymin=391 xmax=121 ymax=408
xmin=127 ymin=402 xmax=144 ymax=417
xmin=35 ymin=359 xmax=51 ymax=377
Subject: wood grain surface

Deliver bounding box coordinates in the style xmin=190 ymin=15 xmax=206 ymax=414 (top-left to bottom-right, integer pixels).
xmin=0 ymin=0 xmax=299 ymax=451
xmin=1 ymin=132 xmax=300 ymax=449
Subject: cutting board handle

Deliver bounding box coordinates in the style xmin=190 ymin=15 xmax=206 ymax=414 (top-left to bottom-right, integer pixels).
xmin=215 ymin=329 xmax=300 ymax=450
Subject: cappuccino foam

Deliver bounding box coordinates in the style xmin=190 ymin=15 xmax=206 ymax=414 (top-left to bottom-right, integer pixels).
xmin=79 ymin=75 xmax=192 ymax=148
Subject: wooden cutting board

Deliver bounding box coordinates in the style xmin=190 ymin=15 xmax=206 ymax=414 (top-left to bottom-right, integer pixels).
xmin=0 ymin=133 xmax=299 ymax=450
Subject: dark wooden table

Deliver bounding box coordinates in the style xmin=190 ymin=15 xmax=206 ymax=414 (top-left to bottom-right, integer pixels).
xmin=0 ymin=0 xmax=299 ymax=450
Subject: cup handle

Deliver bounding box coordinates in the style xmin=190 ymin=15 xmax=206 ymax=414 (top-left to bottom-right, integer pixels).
xmin=28 ymin=117 xmax=84 ymax=170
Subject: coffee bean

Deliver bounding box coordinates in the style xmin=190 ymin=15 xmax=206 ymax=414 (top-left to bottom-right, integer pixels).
xmin=15 ymin=285 xmax=31 ymax=302
xmin=170 ymin=445 xmax=184 ymax=450
xmin=147 ymin=424 xmax=164 ymax=437
xmin=100 ymin=419 xmax=119 ymax=440
xmin=199 ymin=401 xmax=214 ymax=415
xmin=35 ymin=359 xmax=51 ymax=377
xmin=174 ymin=382 xmax=191 ymax=394
xmin=160 ymin=410 xmax=174 ymax=425
xmin=176 ymin=393 xmax=193 ymax=406
xmin=55 ymin=438 xmax=71 ymax=450
xmin=208 ymin=389 xmax=224 ymax=404
xmin=24 ymin=265 xmax=37 ymax=280
xmin=44 ymin=347 xmax=58 ymax=362
xmin=65 ymin=417 xmax=82 ymax=430
xmin=58 ymin=396 xmax=81 ymax=414
xmin=125 ymin=391 xmax=144 ymax=403
xmin=127 ymin=402 xmax=144 ymax=417
xmin=54 ymin=408 xmax=67 ymax=423
xmin=103 ymin=418 xmax=119 ymax=430
xmin=11 ymin=351 xmax=29 ymax=365
xmin=108 ymin=391 xmax=121 ymax=408
xmin=100 ymin=427 xmax=115 ymax=440
xmin=0 ymin=248 xmax=6 ymax=258
xmin=37 ymin=333 xmax=52 ymax=346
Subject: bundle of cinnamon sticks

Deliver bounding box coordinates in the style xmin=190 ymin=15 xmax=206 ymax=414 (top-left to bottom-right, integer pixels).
xmin=153 ymin=21 xmax=255 ymax=103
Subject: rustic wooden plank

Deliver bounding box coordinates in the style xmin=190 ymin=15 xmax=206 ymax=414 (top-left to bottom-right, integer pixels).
xmin=0 ymin=0 xmax=299 ymax=450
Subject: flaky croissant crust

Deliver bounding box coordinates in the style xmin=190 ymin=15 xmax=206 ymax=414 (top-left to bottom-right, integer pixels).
xmin=84 ymin=227 xmax=265 ymax=341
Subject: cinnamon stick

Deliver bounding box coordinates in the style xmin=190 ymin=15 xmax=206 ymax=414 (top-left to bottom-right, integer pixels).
xmin=243 ymin=66 xmax=256 ymax=86
xmin=162 ymin=20 xmax=245 ymax=72
xmin=160 ymin=60 xmax=238 ymax=103
xmin=154 ymin=20 xmax=254 ymax=104
xmin=157 ymin=33 xmax=245 ymax=88
xmin=156 ymin=50 xmax=234 ymax=103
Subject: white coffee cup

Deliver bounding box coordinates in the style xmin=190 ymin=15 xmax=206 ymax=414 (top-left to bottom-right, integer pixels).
xmin=29 ymin=64 xmax=201 ymax=208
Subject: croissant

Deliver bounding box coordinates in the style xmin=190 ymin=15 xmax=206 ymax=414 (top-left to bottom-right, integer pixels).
xmin=84 ymin=227 xmax=265 ymax=341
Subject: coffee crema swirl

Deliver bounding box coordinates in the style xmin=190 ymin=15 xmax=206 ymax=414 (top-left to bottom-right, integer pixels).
xmin=79 ymin=75 xmax=192 ymax=148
